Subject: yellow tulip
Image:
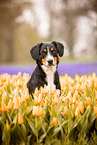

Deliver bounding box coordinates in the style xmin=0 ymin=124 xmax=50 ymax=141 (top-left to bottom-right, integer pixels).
xmin=44 ymin=85 xmax=48 ymax=94
xmin=34 ymin=87 xmax=39 ymax=96
xmin=94 ymin=106 xmax=97 ymax=114
xmin=26 ymin=106 xmax=30 ymax=114
xmin=53 ymin=117 xmax=57 ymax=127
xmin=2 ymin=92 xmax=6 ymax=102
xmin=75 ymin=74 xmax=80 ymax=81
xmin=94 ymin=106 xmax=97 ymax=118
xmin=21 ymin=93 xmax=26 ymax=103
xmin=71 ymin=95 xmax=76 ymax=104
xmin=13 ymin=96 xmax=19 ymax=110
xmin=2 ymin=101 xmax=7 ymax=112
xmin=49 ymin=86 xmax=55 ymax=96
xmin=33 ymin=106 xmax=38 ymax=116
xmin=40 ymin=86 xmax=44 ymax=95
xmin=86 ymin=97 xmax=92 ymax=106
xmin=7 ymin=100 xmax=12 ymax=110
xmin=95 ymin=90 xmax=97 ymax=100
xmin=52 ymin=95 xmax=58 ymax=105
xmin=39 ymin=106 xmax=44 ymax=116
xmin=63 ymin=106 xmax=68 ymax=116
xmin=34 ymin=96 xmax=38 ymax=105
xmin=38 ymin=94 xmax=43 ymax=104
xmin=75 ymin=106 xmax=80 ymax=117
xmin=94 ymin=80 xmax=97 ymax=89
xmin=91 ymin=72 xmax=96 ymax=83
xmin=78 ymin=101 xmax=84 ymax=114
xmin=24 ymin=88 xmax=29 ymax=100
xmin=33 ymin=106 xmax=44 ymax=116
xmin=18 ymin=112 xmax=24 ymax=124
xmin=71 ymin=111 xmax=74 ymax=118
xmin=74 ymin=91 xmax=79 ymax=99
xmin=6 ymin=121 xmax=10 ymax=130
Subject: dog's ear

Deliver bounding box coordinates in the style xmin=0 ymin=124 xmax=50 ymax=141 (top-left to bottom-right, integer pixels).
xmin=52 ymin=41 xmax=64 ymax=57
xmin=30 ymin=43 xmax=42 ymax=60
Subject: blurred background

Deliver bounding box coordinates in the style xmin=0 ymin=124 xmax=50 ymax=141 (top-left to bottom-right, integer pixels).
xmin=0 ymin=0 xmax=97 ymax=65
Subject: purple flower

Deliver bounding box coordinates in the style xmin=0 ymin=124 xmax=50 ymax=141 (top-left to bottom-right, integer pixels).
xmin=0 ymin=62 xmax=97 ymax=78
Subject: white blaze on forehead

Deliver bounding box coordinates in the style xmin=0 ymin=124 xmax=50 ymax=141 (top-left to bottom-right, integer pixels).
xmin=46 ymin=46 xmax=54 ymax=65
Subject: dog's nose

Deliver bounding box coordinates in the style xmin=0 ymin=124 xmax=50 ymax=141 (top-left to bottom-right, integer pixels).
xmin=48 ymin=60 xmax=53 ymax=65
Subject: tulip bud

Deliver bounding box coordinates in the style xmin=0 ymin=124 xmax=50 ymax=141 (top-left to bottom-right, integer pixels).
xmin=78 ymin=101 xmax=84 ymax=114
xmin=6 ymin=120 xmax=10 ymax=130
xmin=34 ymin=87 xmax=39 ymax=96
xmin=26 ymin=106 xmax=30 ymax=114
xmin=33 ymin=106 xmax=38 ymax=116
xmin=53 ymin=117 xmax=57 ymax=127
xmin=18 ymin=112 xmax=24 ymax=124
xmin=7 ymin=100 xmax=12 ymax=110
xmin=2 ymin=101 xmax=7 ymax=112
xmin=49 ymin=86 xmax=55 ymax=96
xmin=75 ymin=106 xmax=80 ymax=117
xmin=63 ymin=106 xmax=68 ymax=115
xmin=86 ymin=97 xmax=92 ymax=106
xmin=52 ymin=95 xmax=58 ymax=105
xmin=13 ymin=96 xmax=19 ymax=110
xmin=44 ymin=85 xmax=48 ymax=94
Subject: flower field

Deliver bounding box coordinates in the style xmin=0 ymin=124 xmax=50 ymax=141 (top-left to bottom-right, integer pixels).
xmin=1 ymin=61 xmax=97 ymax=77
xmin=0 ymin=70 xmax=97 ymax=145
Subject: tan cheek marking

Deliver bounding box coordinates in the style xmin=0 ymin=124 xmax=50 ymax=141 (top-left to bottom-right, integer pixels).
xmin=54 ymin=57 xmax=57 ymax=65
xmin=42 ymin=56 xmax=47 ymax=65
xmin=39 ymin=56 xmax=41 ymax=61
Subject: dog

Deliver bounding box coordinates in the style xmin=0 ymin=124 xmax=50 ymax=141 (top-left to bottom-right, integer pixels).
xmin=27 ymin=41 xmax=64 ymax=97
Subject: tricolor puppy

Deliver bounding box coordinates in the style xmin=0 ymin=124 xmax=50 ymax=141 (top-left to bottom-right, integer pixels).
xmin=27 ymin=41 xmax=64 ymax=97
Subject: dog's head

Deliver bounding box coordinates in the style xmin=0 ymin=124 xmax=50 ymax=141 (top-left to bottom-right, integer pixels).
xmin=30 ymin=41 xmax=64 ymax=67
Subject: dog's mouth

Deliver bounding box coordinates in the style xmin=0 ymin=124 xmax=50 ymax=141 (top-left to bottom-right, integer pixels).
xmin=43 ymin=64 xmax=55 ymax=67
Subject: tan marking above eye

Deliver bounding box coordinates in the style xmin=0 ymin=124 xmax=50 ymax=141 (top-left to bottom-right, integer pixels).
xmin=51 ymin=48 xmax=53 ymax=51
xmin=44 ymin=49 xmax=46 ymax=52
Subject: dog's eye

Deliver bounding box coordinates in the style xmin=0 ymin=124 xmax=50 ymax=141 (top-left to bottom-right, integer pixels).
xmin=52 ymin=50 xmax=57 ymax=57
xmin=41 ymin=51 xmax=46 ymax=58
xmin=52 ymin=50 xmax=57 ymax=54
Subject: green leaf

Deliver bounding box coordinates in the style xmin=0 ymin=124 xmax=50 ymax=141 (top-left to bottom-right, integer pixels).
xmin=38 ymin=123 xmax=54 ymax=143
xmin=26 ymin=135 xmax=31 ymax=145
xmin=20 ymin=124 xmax=26 ymax=140
xmin=69 ymin=108 xmax=90 ymax=140
xmin=68 ymin=105 xmax=73 ymax=134
xmin=38 ymin=132 xmax=46 ymax=143
xmin=37 ymin=117 xmax=42 ymax=131
xmin=53 ymin=120 xmax=68 ymax=137
xmin=25 ymin=116 xmax=38 ymax=137
xmin=51 ymin=106 xmax=57 ymax=117
xmin=7 ymin=84 xmax=12 ymax=94
xmin=2 ymin=126 xmax=10 ymax=145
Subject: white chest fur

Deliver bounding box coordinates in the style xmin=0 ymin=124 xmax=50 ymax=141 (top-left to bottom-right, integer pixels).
xmin=42 ymin=65 xmax=56 ymax=89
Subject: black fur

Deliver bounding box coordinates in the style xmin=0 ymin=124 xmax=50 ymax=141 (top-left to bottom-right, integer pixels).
xmin=27 ymin=41 xmax=64 ymax=97
xmin=27 ymin=64 xmax=61 ymax=97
